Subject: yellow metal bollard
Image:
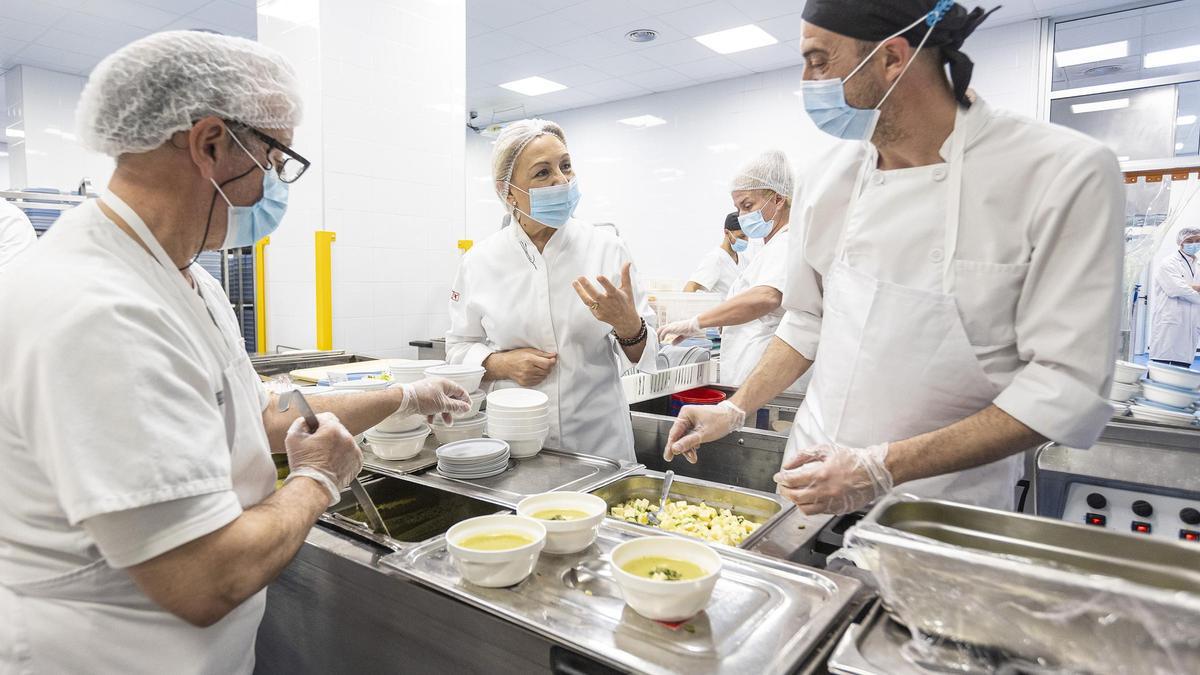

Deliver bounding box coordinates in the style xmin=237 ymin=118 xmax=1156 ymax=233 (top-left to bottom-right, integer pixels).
xmin=315 ymin=231 xmax=336 ymax=350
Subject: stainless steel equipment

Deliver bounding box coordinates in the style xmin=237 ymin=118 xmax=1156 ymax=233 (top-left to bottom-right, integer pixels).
xmin=1035 ymin=420 xmax=1200 ymax=544
xmin=630 ymin=411 xmax=791 ymax=493
xmin=591 ymin=471 xmax=795 ymax=550
xmin=249 ymin=349 xmax=372 ymax=378
xmin=848 ymin=497 xmax=1200 ymax=674
xmin=409 ymin=338 xmax=447 ymax=361
xmin=390 ymin=519 xmax=863 ymax=675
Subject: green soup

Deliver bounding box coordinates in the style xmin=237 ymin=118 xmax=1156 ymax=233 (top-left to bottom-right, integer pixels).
xmin=532 ymin=508 xmax=590 ymax=521
xmin=622 ymin=556 xmax=706 ymax=581
xmin=458 ymin=532 xmax=534 ymax=551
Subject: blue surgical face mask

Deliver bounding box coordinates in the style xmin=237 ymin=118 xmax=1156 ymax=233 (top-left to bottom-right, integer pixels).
xmin=800 ymin=10 xmax=944 ymax=141
xmin=511 ymin=178 xmax=581 ymax=228
xmin=731 ymin=236 xmax=749 ymax=253
xmin=738 ymin=198 xmax=780 ymax=239
xmin=214 ymin=132 xmax=289 ymax=249
xmin=1184 ymin=242 xmax=1200 ymax=256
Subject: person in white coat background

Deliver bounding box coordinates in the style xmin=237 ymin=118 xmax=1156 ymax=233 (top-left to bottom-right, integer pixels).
xmin=1149 ymin=227 xmax=1200 ymax=367
xmin=664 ymin=0 xmax=1124 ymax=513
xmin=0 ymin=32 xmax=469 ymax=674
xmin=0 ymin=198 xmax=37 ymax=270
xmin=682 ymin=211 xmax=749 ymax=295
xmin=446 ymin=119 xmax=658 ymax=462
xmin=660 ymin=150 xmax=806 ymax=393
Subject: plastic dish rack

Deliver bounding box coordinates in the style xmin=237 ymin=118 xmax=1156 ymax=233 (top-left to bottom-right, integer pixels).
xmin=621 ymin=361 xmax=717 ymax=404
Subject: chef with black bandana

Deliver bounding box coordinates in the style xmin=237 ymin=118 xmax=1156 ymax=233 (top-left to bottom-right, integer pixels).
xmin=664 ymin=0 xmax=1126 ymax=515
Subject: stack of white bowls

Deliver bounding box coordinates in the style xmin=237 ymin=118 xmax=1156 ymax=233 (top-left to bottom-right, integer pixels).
xmin=485 ymin=389 xmax=550 ymax=458
xmin=1132 ymin=363 xmax=1200 ymax=427
xmin=389 ymin=360 xmax=446 ymax=384
xmin=1109 ymin=360 xmax=1148 ymax=417
xmin=364 ymin=424 xmax=430 ymax=460
xmin=432 ymin=412 xmax=487 ymax=445
xmin=425 ymin=364 xmax=486 ymax=393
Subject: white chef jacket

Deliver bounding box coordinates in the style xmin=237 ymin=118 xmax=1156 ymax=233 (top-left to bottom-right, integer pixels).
xmin=446 ymin=216 xmax=658 ymax=462
xmin=0 ymin=199 xmax=37 ymax=270
xmin=0 ymin=199 xmax=275 ymax=673
xmin=777 ymin=97 xmax=1124 ymax=451
xmin=719 ymin=227 xmax=795 ymax=389
xmin=686 ymin=246 xmax=747 ymax=297
xmin=1149 ymin=250 xmax=1200 ymax=364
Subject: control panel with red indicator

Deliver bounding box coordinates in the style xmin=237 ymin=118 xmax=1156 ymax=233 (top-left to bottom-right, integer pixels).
xmin=1085 ymin=513 xmax=1106 ymax=527
xmin=1131 ymin=521 xmax=1152 ymax=534
xmin=1062 ymin=484 xmax=1200 ymax=542
xmin=1181 ymin=530 xmax=1200 ymax=543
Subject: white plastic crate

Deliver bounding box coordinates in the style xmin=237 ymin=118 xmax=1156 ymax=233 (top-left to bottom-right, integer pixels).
xmin=621 ymin=361 xmax=717 ymax=404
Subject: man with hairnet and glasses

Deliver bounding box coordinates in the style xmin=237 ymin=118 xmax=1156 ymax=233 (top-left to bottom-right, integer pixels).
xmin=0 ymin=31 xmax=468 ymax=672
xmin=659 ymin=150 xmax=808 ymax=394
xmin=1149 ymin=226 xmax=1200 ymax=368
xmin=664 ymin=0 xmax=1125 ymax=515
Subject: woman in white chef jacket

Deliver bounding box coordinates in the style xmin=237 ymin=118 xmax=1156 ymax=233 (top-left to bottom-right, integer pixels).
xmin=682 ymin=212 xmax=750 ymax=296
xmin=660 ymin=150 xmax=806 ymax=392
xmin=1150 ymin=227 xmax=1200 ymax=367
xmin=447 ymin=119 xmax=658 ymax=462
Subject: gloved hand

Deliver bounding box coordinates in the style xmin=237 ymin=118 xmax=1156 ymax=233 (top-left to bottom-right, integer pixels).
xmin=663 ymin=400 xmax=746 ymax=464
xmin=656 ymin=316 xmax=703 ymax=345
xmin=773 ymin=443 xmax=893 ymax=515
xmin=282 ymin=412 xmax=363 ymax=507
xmin=397 ymin=376 xmax=472 ymax=425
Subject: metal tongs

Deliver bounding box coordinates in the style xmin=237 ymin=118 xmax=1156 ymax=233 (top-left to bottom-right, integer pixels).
xmin=647 ymin=469 xmax=675 ymax=526
xmin=276 ymin=385 xmax=390 ymax=538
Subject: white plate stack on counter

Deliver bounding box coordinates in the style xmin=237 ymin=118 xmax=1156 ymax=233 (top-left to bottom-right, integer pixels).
xmin=436 ymin=438 xmax=511 ymax=479
xmin=1109 ymin=360 xmax=1146 ymax=417
xmin=485 ymin=388 xmax=551 ymax=458
xmin=1129 ymin=362 xmax=1200 ymax=428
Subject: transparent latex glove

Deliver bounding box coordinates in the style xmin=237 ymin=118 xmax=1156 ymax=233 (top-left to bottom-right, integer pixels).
xmin=663 ymin=400 xmax=746 ymax=464
xmin=397 ymin=376 xmax=471 ymax=425
xmin=282 ymin=412 xmax=362 ymax=506
xmin=773 ymin=443 xmax=893 ymax=515
xmin=656 ymin=315 xmax=703 ymax=345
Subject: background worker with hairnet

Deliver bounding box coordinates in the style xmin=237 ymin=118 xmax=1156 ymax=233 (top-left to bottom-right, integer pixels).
xmin=1149 ymin=226 xmax=1200 ymax=368
xmin=0 ymin=31 xmax=468 ymax=673
xmin=445 ymin=118 xmax=659 ymax=462
xmin=659 ymin=150 xmax=806 ymax=393
xmin=682 ymin=211 xmax=750 ymax=296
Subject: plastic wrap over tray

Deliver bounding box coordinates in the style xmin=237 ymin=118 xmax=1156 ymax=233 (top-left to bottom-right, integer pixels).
xmin=844 ymin=494 xmax=1200 ymax=674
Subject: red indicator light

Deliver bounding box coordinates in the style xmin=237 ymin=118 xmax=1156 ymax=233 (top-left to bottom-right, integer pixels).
xmin=1131 ymin=521 xmax=1152 ymax=534
xmin=1085 ymin=513 xmax=1106 ymax=526
xmin=1182 ymin=530 xmax=1199 ymax=542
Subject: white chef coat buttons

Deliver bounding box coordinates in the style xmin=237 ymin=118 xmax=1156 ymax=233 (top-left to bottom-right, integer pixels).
xmin=932 ymin=167 xmax=948 ymax=182
xmin=871 ymin=172 xmax=885 ymax=185
xmin=930 ymin=248 xmax=945 ymax=263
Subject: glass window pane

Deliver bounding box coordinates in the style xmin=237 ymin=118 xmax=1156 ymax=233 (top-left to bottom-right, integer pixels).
xmin=1052 ymin=0 xmax=1200 ymax=92
xmin=1049 ymin=85 xmax=1176 ymax=160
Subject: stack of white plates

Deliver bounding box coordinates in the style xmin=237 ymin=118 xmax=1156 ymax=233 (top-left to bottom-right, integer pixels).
xmin=1129 ymin=399 xmax=1200 ymax=428
xmin=486 ymin=389 xmax=551 ymax=458
xmin=436 ymin=438 xmax=511 ymax=479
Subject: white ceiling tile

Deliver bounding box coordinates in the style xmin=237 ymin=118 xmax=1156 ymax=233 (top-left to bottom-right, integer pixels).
xmin=591 ymin=20 xmax=690 ymax=53
xmin=132 ymin=0 xmax=211 ymax=12
xmin=543 ymin=63 xmax=611 ymax=87
xmin=0 ymin=18 xmax=51 ymax=42
xmin=548 ymin=0 xmax=650 ymax=33
xmin=726 ymin=0 xmax=804 ymax=22
xmin=468 ymin=30 xmax=539 ymax=67
xmin=467 ymin=0 xmax=550 ymax=30
xmin=186 ymin=0 xmax=255 ymax=34
xmin=501 ymin=12 xmax=597 ymax=46
xmin=77 ymin=0 xmax=180 ymax=31
xmin=657 ymin=1 xmax=752 ymax=38
xmin=756 ymin=11 xmax=805 ymax=42
xmin=637 ymin=37 xmax=718 ymax=67
xmin=576 ymin=77 xmax=651 ymax=99
xmin=634 ymin=0 xmax=695 ymax=14
xmin=50 ymin=13 xmax=148 ymax=45
xmin=469 ymin=48 xmax=574 ymax=86
xmin=0 ymin=0 xmax=69 ymax=26
xmin=34 ymin=27 xmax=137 ymax=58
xmin=466 ymin=18 xmax=492 ymax=37
xmin=622 ymin=66 xmax=693 ymax=92
xmin=670 ymin=55 xmax=753 ymax=81
xmin=590 ymin=51 xmax=659 ymax=77
xmin=724 ymin=41 xmax=802 ymax=72
xmin=12 ymin=42 xmax=102 ymax=73
xmin=545 ymin=33 xmax=631 ymax=61
xmin=36 ymin=0 xmax=89 ymax=9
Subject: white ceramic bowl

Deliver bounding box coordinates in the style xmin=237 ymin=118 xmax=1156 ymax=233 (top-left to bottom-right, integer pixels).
xmin=451 ymin=390 xmax=486 ymax=420
xmin=433 ymin=414 xmax=488 ymax=445
xmin=609 ymin=536 xmax=722 ymax=622
xmin=389 ymin=360 xmax=446 ymax=384
xmin=1113 ymin=360 xmax=1149 ymax=385
xmin=1109 ymin=381 xmax=1141 ymax=402
xmin=364 ymin=425 xmax=430 ymax=460
xmin=487 ymin=425 xmax=550 ymax=439
xmin=485 ymin=408 xmax=550 ymax=422
xmin=1147 ymin=363 xmax=1200 ymax=390
xmin=330 ymin=377 xmax=391 ymax=391
xmin=516 ymin=492 xmax=607 ymax=554
xmin=425 ymin=364 xmax=486 ymax=394
xmin=486 ymin=388 xmax=550 ymax=410
xmin=446 ymin=515 xmax=546 ymax=588
xmin=493 ymin=434 xmax=547 ymax=459
xmin=1141 ymin=381 xmax=1199 ymax=409
xmin=374 ymin=410 xmax=426 ymax=433
xmin=486 ymin=418 xmax=550 ymax=433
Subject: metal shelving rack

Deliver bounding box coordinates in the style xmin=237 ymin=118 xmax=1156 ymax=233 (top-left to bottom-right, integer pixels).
xmin=2 ymin=189 xmax=256 ymax=353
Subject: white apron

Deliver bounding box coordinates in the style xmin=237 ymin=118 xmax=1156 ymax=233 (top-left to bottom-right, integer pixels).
xmin=0 ymin=194 xmax=275 ymax=674
xmin=786 ymin=110 xmax=1020 ymax=510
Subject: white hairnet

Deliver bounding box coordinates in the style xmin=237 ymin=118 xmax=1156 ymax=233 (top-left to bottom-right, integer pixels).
xmin=730 ymin=149 xmax=795 ymax=201
xmin=77 ymin=30 xmax=302 ymax=157
xmin=492 ymin=118 xmax=567 ymax=202
xmin=1178 ymin=227 xmax=1200 ymax=244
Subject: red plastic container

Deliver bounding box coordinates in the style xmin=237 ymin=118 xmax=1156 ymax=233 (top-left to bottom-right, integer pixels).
xmin=669 ymin=387 xmax=727 ymax=416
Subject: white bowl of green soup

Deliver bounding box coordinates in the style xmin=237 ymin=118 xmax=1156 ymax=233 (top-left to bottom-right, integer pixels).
xmin=516 ymin=492 xmax=607 ymax=554
xmin=610 ymin=536 xmax=722 ymax=622
xmin=446 ymin=515 xmax=546 ymax=588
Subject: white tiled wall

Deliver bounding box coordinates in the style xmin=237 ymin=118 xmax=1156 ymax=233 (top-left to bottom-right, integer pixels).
xmin=3 ymin=65 xmax=113 ymax=191
xmin=464 ymin=21 xmax=1045 ymax=284
xmin=260 ymin=0 xmax=465 ymax=357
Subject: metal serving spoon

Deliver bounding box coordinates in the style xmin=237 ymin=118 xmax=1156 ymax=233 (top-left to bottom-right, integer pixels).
xmin=647 ymin=469 xmax=675 ymax=527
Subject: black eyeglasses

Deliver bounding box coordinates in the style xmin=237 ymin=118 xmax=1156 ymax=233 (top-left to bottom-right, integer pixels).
xmin=244 ymin=127 xmax=311 ymax=184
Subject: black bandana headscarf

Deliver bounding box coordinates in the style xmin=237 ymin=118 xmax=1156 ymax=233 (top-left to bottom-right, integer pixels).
xmin=801 ymin=0 xmax=998 ymax=107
